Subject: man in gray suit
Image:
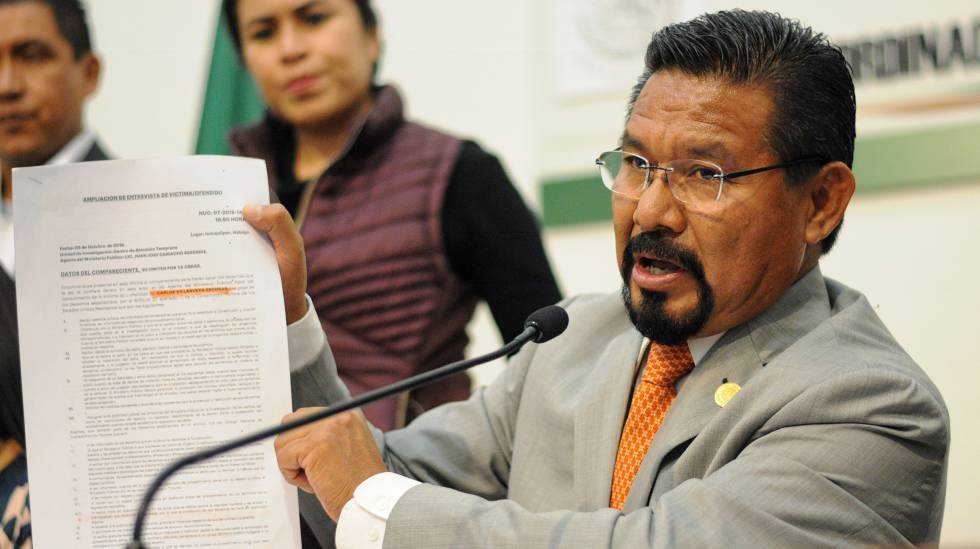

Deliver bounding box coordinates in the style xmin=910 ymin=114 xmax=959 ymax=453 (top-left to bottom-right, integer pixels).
xmin=249 ymin=9 xmax=948 ymax=548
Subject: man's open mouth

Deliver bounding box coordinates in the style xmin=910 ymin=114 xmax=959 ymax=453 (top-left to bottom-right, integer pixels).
xmin=637 ymin=255 xmax=684 ymax=275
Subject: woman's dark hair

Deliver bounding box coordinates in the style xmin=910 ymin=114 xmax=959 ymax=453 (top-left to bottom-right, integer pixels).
xmin=0 ymin=273 xmax=25 ymax=448
xmin=222 ymin=0 xmax=378 ymax=55
xmin=628 ymin=10 xmax=855 ymax=254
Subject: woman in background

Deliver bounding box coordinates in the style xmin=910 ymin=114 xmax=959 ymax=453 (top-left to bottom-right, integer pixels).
xmin=1 ymin=271 xmax=30 ymax=548
xmin=223 ymin=0 xmax=562 ymax=430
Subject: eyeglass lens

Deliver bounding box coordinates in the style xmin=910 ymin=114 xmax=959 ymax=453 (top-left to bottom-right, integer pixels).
xmin=597 ymin=152 xmax=724 ymax=205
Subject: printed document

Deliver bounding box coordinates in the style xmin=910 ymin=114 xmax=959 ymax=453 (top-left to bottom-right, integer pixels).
xmin=13 ymin=156 xmax=300 ymax=548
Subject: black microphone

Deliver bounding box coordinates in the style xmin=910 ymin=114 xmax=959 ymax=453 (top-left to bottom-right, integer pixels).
xmin=126 ymin=304 xmax=568 ymax=548
xmin=524 ymin=304 xmax=568 ymax=343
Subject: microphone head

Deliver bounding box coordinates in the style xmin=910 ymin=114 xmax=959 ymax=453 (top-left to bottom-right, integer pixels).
xmin=523 ymin=305 xmax=569 ymax=343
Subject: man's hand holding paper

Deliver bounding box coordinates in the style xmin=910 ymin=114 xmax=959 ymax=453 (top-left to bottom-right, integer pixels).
xmin=243 ymin=202 xmax=387 ymax=522
xmin=242 ymin=203 xmax=308 ymax=324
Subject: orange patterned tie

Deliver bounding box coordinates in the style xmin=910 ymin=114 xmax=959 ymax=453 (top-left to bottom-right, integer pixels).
xmin=609 ymin=341 xmax=695 ymax=510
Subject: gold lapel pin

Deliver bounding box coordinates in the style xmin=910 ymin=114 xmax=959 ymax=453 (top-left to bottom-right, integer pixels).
xmin=714 ymin=378 xmax=741 ymax=408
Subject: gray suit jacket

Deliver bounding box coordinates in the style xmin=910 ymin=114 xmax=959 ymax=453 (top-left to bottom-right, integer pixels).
xmin=291 ymin=267 xmax=948 ymax=548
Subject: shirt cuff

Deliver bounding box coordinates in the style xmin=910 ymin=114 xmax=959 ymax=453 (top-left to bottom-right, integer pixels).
xmin=335 ymin=472 xmax=421 ymax=548
xmin=286 ymin=294 xmax=324 ymax=372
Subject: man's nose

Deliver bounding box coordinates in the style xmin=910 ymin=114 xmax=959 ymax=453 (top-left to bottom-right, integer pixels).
xmin=0 ymin=59 xmax=25 ymax=101
xmin=632 ymin=169 xmax=687 ymax=235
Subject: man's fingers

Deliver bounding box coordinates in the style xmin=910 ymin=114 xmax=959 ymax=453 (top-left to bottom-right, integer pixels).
xmin=276 ymin=437 xmax=316 ymax=493
xmin=243 ymin=203 xmax=300 ymax=248
xmin=242 ymin=203 xmax=308 ymax=323
xmin=243 ymin=204 xmax=305 ymax=265
xmin=272 ymin=407 xmax=386 ymax=520
xmin=275 ymin=408 xmax=324 ymax=450
xmin=274 ymin=407 xmax=330 ymax=494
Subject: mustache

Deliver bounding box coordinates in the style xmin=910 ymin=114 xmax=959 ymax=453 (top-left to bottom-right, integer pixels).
xmin=622 ymin=232 xmax=706 ymax=280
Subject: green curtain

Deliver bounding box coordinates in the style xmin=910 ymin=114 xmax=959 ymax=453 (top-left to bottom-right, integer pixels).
xmin=194 ymin=12 xmax=265 ymax=155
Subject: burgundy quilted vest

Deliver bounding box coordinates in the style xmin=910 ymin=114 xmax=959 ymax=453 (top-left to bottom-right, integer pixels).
xmin=230 ymin=87 xmax=476 ymax=429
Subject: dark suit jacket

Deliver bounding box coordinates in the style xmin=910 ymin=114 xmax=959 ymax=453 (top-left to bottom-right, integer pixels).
xmin=0 ymin=268 xmax=23 ymax=446
xmin=81 ymin=140 xmax=109 ymax=162
xmin=1 ymin=137 xmax=109 ymax=445
xmin=0 ymin=269 xmax=15 ymax=329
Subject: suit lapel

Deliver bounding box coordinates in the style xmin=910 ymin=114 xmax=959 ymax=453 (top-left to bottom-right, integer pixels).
xmin=573 ymin=323 xmax=644 ymax=510
xmin=621 ymin=267 xmax=832 ymax=511
xmin=622 ymin=325 xmax=763 ymax=510
xmin=743 ymin=267 xmax=832 ymax=367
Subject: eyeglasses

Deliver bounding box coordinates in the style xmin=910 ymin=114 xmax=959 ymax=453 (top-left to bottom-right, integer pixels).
xmin=595 ymin=150 xmax=825 ymax=208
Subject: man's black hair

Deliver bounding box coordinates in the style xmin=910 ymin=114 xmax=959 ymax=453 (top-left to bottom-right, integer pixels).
xmin=629 ymin=10 xmax=855 ymax=254
xmin=222 ymin=0 xmax=378 ymax=55
xmin=0 ymin=0 xmax=93 ymax=60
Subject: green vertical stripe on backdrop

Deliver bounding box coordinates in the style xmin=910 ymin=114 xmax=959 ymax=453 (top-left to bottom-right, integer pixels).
xmin=541 ymin=173 xmax=609 ymax=227
xmin=540 ymin=121 xmax=980 ymax=227
xmin=851 ymin=123 xmax=980 ymax=191
xmin=195 ymin=13 xmax=265 ymax=155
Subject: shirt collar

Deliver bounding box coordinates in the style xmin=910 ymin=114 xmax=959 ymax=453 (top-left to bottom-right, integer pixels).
xmin=636 ymin=331 xmax=726 ymax=370
xmin=46 ymin=129 xmax=96 ymax=165
xmin=688 ymin=332 xmax=725 ymax=366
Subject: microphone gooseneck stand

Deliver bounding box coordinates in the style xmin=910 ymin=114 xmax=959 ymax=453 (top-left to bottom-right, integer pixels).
xmin=126 ymin=305 xmax=568 ymax=548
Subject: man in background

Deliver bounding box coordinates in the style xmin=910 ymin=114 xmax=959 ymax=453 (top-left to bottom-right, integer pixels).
xmin=0 ymin=5 xmax=101 ymax=544
xmin=0 ymin=0 xmax=104 ymax=280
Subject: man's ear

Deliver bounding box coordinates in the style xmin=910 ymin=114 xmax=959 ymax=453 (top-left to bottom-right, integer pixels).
xmin=804 ymin=161 xmax=855 ymax=245
xmin=80 ymin=53 xmax=101 ymax=97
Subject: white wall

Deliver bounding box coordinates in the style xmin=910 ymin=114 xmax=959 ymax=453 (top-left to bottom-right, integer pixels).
xmin=85 ymin=0 xmax=220 ymax=159
xmin=83 ymin=0 xmax=979 ymax=543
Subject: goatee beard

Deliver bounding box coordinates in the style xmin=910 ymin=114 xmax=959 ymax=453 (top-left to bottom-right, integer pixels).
xmin=620 ymin=232 xmax=714 ymax=345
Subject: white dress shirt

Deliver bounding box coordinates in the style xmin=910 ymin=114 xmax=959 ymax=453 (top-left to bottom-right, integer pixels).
xmin=287 ymin=294 xmax=326 ymax=372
